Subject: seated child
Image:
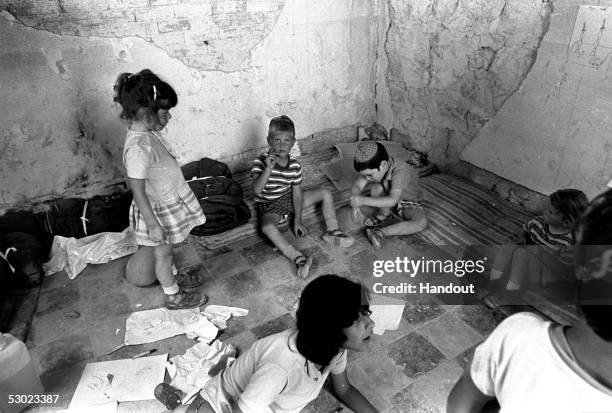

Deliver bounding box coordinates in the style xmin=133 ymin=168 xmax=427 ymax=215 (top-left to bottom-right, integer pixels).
xmin=486 ymin=189 xmax=588 ymax=306
xmin=163 ymin=274 xmax=379 ymax=413
xmin=349 ymin=141 xmax=427 ymax=249
xmin=252 ymin=115 xmax=354 ymax=278
xmin=447 ymin=188 xmax=612 ymax=413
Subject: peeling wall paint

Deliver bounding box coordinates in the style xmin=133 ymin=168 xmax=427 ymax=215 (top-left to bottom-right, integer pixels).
xmin=375 ymin=0 xmax=552 ymax=165
xmin=0 ymin=0 xmax=377 ymax=207
xmin=462 ymin=0 xmax=612 ymax=199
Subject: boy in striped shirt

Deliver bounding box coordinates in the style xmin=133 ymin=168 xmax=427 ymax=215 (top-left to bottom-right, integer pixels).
xmin=252 ymin=116 xmax=354 ymax=278
xmin=485 ymin=189 xmax=588 ymax=307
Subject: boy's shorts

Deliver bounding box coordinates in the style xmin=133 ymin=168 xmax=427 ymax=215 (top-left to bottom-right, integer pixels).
xmin=397 ymin=200 xmax=423 ymax=219
xmin=255 ymin=192 xmax=293 ymax=222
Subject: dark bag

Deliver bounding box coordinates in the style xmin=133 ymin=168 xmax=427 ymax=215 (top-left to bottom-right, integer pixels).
xmin=0 ymin=232 xmax=44 ymax=288
xmin=182 ymin=157 xmax=232 ymax=180
xmin=86 ymin=192 xmax=132 ymax=235
xmin=0 ymin=210 xmax=53 ymax=255
xmin=187 ymin=175 xmax=251 ymax=236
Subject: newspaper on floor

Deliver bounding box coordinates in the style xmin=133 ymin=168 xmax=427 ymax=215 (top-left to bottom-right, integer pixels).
xmin=125 ymin=305 xmax=248 ymax=345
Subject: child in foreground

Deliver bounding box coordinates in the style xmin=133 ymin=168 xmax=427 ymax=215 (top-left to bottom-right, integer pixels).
xmin=252 ymin=116 xmax=354 ymax=278
xmin=349 ymin=141 xmax=427 ymax=249
xmin=163 ymin=274 xmax=379 ymax=413
xmin=114 ymin=69 xmax=208 ymax=310
xmin=448 ymin=188 xmax=612 ymax=413
xmin=486 ymin=189 xmax=588 ymax=306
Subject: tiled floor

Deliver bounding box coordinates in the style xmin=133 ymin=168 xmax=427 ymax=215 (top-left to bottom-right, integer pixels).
xmin=25 ymin=207 xmax=509 ymax=413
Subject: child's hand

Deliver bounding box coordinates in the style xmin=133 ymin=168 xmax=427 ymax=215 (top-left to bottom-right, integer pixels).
xmin=148 ymin=224 xmax=165 ymax=243
xmin=293 ymin=222 xmax=308 ymax=238
xmin=349 ymin=195 xmax=363 ymax=208
xmin=264 ymin=153 xmax=277 ymax=169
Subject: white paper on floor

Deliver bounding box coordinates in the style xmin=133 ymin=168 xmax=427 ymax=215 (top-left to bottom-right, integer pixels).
xmin=125 ymin=305 xmax=249 ymax=345
xmin=58 ymin=400 xmax=118 ymax=413
xmin=369 ymin=294 xmax=406 ymax=335
xmin=69 ymin=355 xmax=167 ymax=409
xmin=203 ymin=305 xmax=249 ymax=329
xmin=167 ymin=340 xmax=237 ymax=401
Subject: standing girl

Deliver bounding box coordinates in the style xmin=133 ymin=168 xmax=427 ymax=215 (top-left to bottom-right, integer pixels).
xmin=114 ymin=69 xmax=208 ymax=309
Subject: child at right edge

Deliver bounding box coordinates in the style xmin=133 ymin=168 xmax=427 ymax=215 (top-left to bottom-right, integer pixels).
xmin=349 ymin=141 xmax=427 ymax=249
xmin=485 ymin=188 xmax=588 ymax=307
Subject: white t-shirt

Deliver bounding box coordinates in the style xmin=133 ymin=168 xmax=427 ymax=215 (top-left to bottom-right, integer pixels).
xmin=122 ymin=130 xmax=188 ymax=202
xmin=211 ymin=329 xmax=346 ymax=413
xmin=471 ymin=312 xmax=612 ymax=413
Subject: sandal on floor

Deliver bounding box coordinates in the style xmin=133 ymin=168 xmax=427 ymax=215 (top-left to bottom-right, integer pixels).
xmin=154 ymin=382 xmax=185 ymax=410
xmin=366 ymin=228 xmax=385 ymax=250
xmin=165 ymin=289 xmax=209 ymax=310
xmin=322 ymin=229 xmax=355 ymax=248
xmin=174 ymin=266 xmax=205 ymax=290
xmin=294 ymin=255 xmax=313 ymax=279
xmin=364 ymin=214 xmax=392 ymax=228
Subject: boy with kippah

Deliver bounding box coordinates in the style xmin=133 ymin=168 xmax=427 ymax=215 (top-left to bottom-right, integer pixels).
xmin=349 ymin=141 xmax=427 ymax=249
xmin=252 ymin=116 xmax=354 ymax=278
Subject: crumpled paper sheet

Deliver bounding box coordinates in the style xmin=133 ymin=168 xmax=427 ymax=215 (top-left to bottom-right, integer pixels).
xmin=167 ymin=340 xmax=237 ymax=401
xmin=202 ymin=305 xmax=249 ymax=329
xmin=43 ymin=227 xmax=137 ymax=279
xmin=125 ymin=305 xmax=248 ymax=345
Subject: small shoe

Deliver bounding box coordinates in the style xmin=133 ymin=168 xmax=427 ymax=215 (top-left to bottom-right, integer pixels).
xmin=294 ymin=255 xmax=313 ymax=279
xmin=364 ymin=214 xmax=392 ymax=228
xmin=165 ymin=289 xmax=209 ymax=310
xmin=322 ymin=229 xmax=355 ymax=248
xmin=174 ymin=266 xmax=205 ymax=290
xmin=154 ymin=382 xmax=184 ymax=410
xmin=366 ymin=228 xmax=385 ymax=250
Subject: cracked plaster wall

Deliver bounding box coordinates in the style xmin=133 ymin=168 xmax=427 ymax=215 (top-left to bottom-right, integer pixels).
xmin=462 ymin=1 xmax=612 ymax=199
xmin=375 ymin=0 xmax=553 ymax=165
xmin=0 ymin=0 xmax=376 ymax=207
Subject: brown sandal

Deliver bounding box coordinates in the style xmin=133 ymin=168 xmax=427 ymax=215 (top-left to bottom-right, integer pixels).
xmin=294 ymin=255 xmax=313 ymax=279
xmin=174 ymin=265 xmax=205 ymax=290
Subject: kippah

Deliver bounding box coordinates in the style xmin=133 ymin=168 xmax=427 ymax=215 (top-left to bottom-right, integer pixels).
xmin=354 ymin=141 xmax=379 ymax=163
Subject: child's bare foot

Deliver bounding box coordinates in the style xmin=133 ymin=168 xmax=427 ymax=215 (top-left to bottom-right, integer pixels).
xmin=294 ymin=255 xmax=313 ymax=279
xmin=366 ymin=228 xmax=385 ymax=250
xmin=322 ymin=229 xmax=355 ymax=248
xmin=165 ymin=289 xmax=208 ymax=310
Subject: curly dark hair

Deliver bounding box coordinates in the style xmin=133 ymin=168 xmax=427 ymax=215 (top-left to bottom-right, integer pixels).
xmin=296 ymin=274 xmax=370 ymax=366
xmin=113 ymin=69 xmax=177 ymax=121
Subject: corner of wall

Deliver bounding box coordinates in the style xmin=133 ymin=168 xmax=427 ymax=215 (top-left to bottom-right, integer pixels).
xmin=373 ymin=0 xmax=394 ymax=132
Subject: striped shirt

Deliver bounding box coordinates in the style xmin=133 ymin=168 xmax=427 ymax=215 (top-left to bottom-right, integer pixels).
xmin=526 ymin=216 xmax=574 ymax=264
xmin=251 ymin=154 xmax=302 ymax=203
